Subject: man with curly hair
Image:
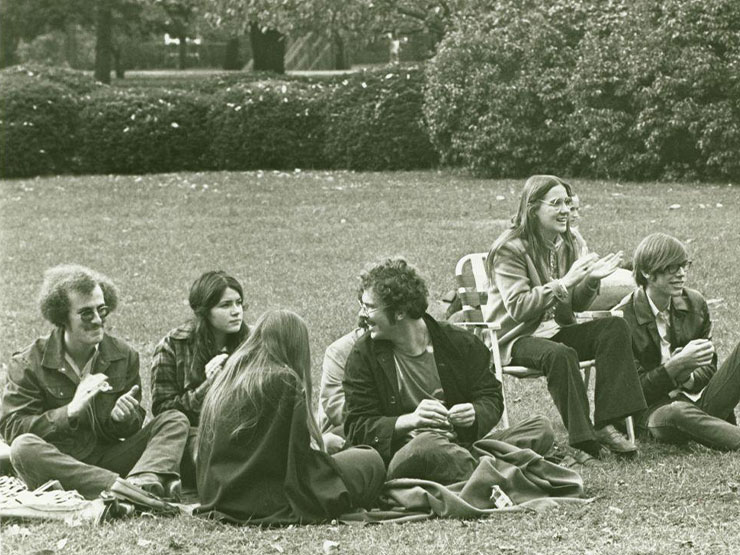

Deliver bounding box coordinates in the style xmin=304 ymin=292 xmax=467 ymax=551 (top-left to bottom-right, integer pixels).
xmin=0 ymin=264 xmax=189 ymax=500
xmin=343 ymin=258 xmax=554 ymax=484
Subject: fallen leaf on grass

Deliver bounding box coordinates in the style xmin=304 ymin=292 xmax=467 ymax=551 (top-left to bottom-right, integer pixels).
xmin=608 ymin=506 xmax=624 ymax=514
xmin=137 ymin=539 xmax=153 ymax=548
xmin=7 ymin=525 xmax=31 ymax=537
xmin=56 ymin=538 xmax=69 ymax=550
xmin=323 ymin=540 xmax=340 ymax=554
xmin=270 ymin=543 xmax=284 ymax=553
xmin=669 ymin=204 xmax=681 ymax=210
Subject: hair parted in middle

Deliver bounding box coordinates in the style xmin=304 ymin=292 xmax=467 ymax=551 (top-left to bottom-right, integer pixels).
xmin=487 ymin=175 xmax=578 ymax=282
xmin=38 ymin=264 xmax=118 ymax=327
xmin=198 ymin=309 xmax=324 ymax=452
xmin=358 ymin=257 xmax=429 ymax=320
xmin=188 ymin=270 xmax=249 ymax=372
xmin=632 ymin=232 xmax=689 ymax=288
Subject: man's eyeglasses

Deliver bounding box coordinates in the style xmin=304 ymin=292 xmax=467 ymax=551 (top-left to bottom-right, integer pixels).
xmin=537 ymin=198 xmax=573 ymax=210
xmin=77 ymin=305 xmax=110 ymax=323
xmin=358 ymin=300 xmax=388 ymax=315
xmin=660 ymin=261 xmax=692 ymax=275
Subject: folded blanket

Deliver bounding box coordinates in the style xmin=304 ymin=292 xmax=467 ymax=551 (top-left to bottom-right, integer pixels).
xmin=341 ymin=439 xmax=590 ymax=523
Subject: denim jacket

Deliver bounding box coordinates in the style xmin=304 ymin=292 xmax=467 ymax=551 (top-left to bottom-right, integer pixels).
xmin=0 ymin=328 xmax=144 ymax=460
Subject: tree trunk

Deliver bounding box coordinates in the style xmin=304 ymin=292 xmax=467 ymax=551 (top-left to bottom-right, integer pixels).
xmin=112 ymin=45 xmax=124 ymax=78
xmin=0 ymin=17 xmax=19 ymax=68
xmin=64 ymin=22 xmax=79 ymax=69
xmin=249 ymin=23 xmax=285 ymax=74
xmin=223 ymin=37 xmax=242 ymax=70
xmin=94 ymin=0 xmax=113 ymax=84
xmin=332 ymin=32 xmax=348 ymax=70
xmin=178 ymin=34 xmax=187 ymax=70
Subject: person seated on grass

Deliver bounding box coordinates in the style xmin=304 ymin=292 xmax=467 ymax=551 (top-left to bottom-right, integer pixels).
xmin=150 ymin=270 xmax=249 ymax=486
xmin=569 ymin=193 xmax=635 ymax=310
xmin=343 ymin=258 xmax=555 ymax=485
xmin=318 ymin=327 xmax=365 ymax=454
xmin=616 ymin=233 xmax=740 ymax=450
xmin=484 ymin=175 xmax=646 ymax=460
xmin=196 ymin=309 xmax=385 ymax=524
xmin=0 ymin=264 xmax=189 ymax=500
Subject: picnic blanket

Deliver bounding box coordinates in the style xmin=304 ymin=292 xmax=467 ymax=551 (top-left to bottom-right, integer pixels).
xmin=341 ymin=438 xmax=590 ymax=523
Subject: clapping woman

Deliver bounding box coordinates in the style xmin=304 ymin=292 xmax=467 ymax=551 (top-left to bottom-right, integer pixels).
xmin=196 ymin=309 xmax=385 ymax=524
xmin=484 ymin=175 xmax=646 ymax=459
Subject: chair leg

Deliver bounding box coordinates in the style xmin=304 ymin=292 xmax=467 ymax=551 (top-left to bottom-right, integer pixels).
xmin=625 ymin=416 xmax=635 ymax=446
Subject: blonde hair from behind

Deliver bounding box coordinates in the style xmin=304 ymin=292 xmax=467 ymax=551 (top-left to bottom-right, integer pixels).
xmin=198 ymin=309 xmax=325 ymax=453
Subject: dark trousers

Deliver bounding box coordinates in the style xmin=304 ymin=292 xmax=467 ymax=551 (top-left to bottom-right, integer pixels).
xmin=648 ymin=342 xmax=740 ymax=450
xmin=332 ymin=446 xmax=386 ymax=509
xmin=10 ymin=409 xmax=189 ymax=499
xmin=510 ymin=317 xmax=647 ymax=448
xmin=386 ymin=415 xmax=554 ymax=485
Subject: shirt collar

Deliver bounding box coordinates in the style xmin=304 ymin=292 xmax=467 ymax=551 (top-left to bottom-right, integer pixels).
xmin=645 ymin=290 xmax=671 ymax=319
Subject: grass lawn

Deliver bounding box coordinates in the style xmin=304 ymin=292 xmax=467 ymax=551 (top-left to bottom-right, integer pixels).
xmin=1 ymin=171 xmax=739 ymax=554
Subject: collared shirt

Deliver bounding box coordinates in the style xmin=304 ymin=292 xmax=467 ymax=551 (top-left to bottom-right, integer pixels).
xmin=63 ymin=347 xmax=99 ymax=380
xmin=646 ymin=291 xmax=700 ymax=400
xmin=645 ymin=293 xmax=672 ymax=365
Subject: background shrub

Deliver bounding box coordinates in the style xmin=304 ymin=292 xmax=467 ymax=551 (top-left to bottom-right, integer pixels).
xmin=424 ymin=0 xmax=588 ymax=177
xmin=0 ymin=74 xmax=80 ymax=177
xmin=206 ymin=80 xmax=327 ymax=170
xmin=76 ymin=88 xmax=211 ymax=174
xmin=323 ymin=66 xmax=437 ymax=171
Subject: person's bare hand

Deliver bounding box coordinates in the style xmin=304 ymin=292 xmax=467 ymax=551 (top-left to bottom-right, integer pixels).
xmin=110 ymin=385 xmax=141 ymax=423
xmin=666 ymin=339 xmax=714 ymax=381
xmin=205 ymin=353 xmax=229 ymax=380
xmin=588 ymin=251 xmax=624 ymax=281
xmin=448 ymin=403 xmax=476 ymax=428
xmin=67 ymin=374 xmax=111 ymax=419
xmin=412 ymin=399 xmax=449 ymax=429
xmin=562 ymin=253 xmax=599 ymax=288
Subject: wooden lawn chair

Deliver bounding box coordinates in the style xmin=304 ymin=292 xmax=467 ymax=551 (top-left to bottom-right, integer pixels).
xmin=453 ymin=252 xmax=635 ymax=444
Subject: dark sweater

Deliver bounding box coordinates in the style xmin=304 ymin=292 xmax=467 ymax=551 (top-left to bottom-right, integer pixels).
xmin=196 ymin=370 xmax=353 ymax=524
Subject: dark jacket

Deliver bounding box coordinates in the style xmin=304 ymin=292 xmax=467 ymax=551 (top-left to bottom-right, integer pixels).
xmin=196 ymin=370 xmax=353 ymax=524
xmin=0 ymin=328 xmax=144 ymax=460
xmin=616 ymin=287 xmax=716 ymax=408
xmin=343 ymin=314 xmax=504 ymax=462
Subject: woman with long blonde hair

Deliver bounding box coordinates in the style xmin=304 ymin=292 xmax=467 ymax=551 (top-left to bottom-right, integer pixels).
xmin=197 ymin=309 xmax=385 ymax=524
xmin=485 ymin=175 xmax=646 ymax=459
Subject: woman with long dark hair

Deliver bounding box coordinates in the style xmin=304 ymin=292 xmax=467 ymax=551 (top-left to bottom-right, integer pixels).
xmin=150 ymin=271 xmax=250 ymax=484
xmin=485 ymin=175 xmax=646 ymax=459
xmin=196 ymin=309 xmax=385 ymax=524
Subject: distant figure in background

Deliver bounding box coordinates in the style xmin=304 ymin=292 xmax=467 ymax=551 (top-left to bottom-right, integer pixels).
xmin=1 ymin=264 xmax=189 ymax=499
xmin=617 ymin=233 xmax=740 ymax=450
xmin=484 ymin=176 xmax=646 ymax=459
xmin=318 ymin=327 xmax=365 ymax=454
xmin=150 ymin=270 xmax=249 ymax=486
xmin=197 ymin=310 xmax=385 ymax=524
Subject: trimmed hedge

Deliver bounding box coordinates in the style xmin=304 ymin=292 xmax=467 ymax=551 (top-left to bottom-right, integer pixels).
xmin=77 ymin=89 xmax=212 ymax=175
xmin=0 ymin=75 xmax=80 ymax=177
xmin=0 ymin=65 xmax=436 ymax=178
xmin=207 ymin=81 xmax=327 ymax=170
xmin=323 ymin=67 xmax=437 ymax=170
xmin=425 ymin=0 xmax=740 ymax=180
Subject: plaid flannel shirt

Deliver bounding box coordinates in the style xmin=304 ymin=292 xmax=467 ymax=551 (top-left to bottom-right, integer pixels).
xmin=150 ymin=322 xmax=211 ymax=426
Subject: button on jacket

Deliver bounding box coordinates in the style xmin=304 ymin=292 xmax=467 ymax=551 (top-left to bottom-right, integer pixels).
xmin=343 ymin=314 xmax=503 ymax=462
xmin=0 ymin=328 xmax=144 ymax=461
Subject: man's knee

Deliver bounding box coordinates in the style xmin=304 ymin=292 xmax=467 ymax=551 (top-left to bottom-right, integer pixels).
xmin=655 ymin=401 xmax=698 ymax=425
xmin=599 ymin=316 xmax=631 ymax=341
xmin=9 ymin=433 xmax=45 ymax=467
xmin=153 ymin=409 xmax=190 ymax=430
xmin=529 ymin=415 xmax=555 ymax=447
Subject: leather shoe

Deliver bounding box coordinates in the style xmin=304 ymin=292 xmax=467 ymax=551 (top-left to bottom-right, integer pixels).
xmin=126 ymin=472 xmax=165 ymax=498
xmin=595 ymin=424 xmax=637 ymax=457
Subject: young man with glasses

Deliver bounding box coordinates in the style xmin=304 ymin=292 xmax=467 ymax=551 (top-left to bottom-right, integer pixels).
xmin=0 ymin=264 xmax=190 ymax=499
xmin=616 ymin=233 xmax=740 ymax=450
xmin=343 ymin=258 xmax=555 ymax=484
